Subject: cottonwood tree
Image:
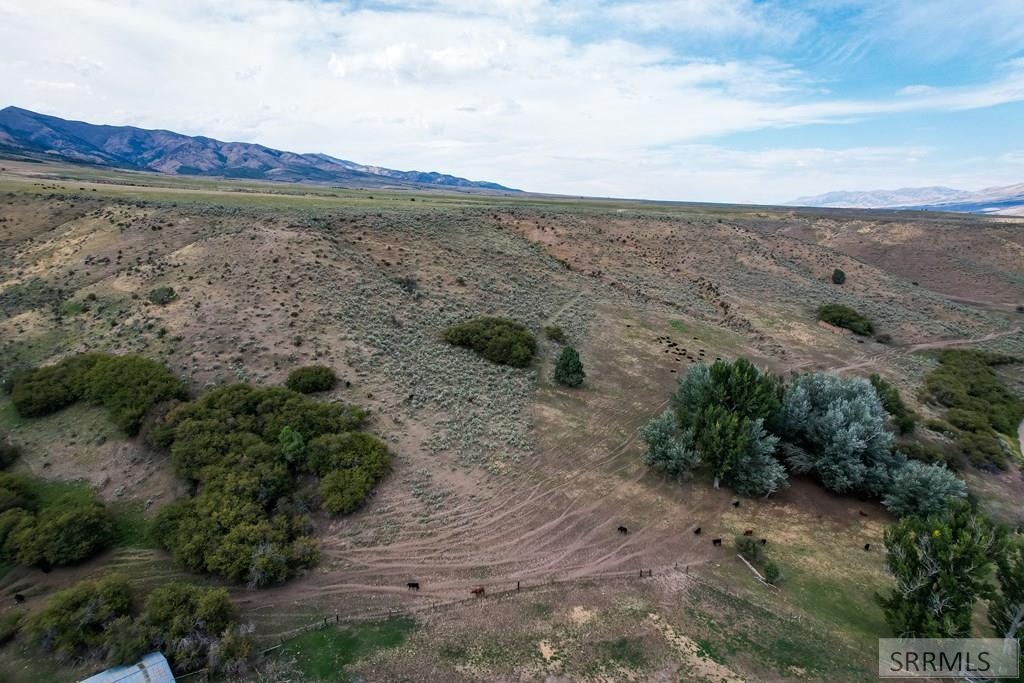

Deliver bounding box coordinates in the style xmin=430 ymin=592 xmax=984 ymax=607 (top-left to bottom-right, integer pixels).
xmin=781 ymin=372 xmax=900 ymax=496
xmin=640 ymin=409 xmax=699 ymax=478
xmin=879 ymin=500 xmax=1005 ymax=638
xmin=882 ymin=461 xmax=966 ymax=518
xmin=990 ymin=539 xmax=1024 ymax=671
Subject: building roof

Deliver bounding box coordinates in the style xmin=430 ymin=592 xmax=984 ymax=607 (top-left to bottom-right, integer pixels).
xmin=79 ymin=652 xmax=175 ymax=683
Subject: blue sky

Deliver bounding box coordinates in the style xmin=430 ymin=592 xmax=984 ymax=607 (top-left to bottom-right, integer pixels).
xmin=1 ymin=0 xmax=1023 ymax=202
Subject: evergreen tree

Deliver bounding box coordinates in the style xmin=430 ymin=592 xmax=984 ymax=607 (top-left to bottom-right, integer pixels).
xmin=831 ymin=268 xmax=846 ymax=284
xmin=731 ymin=418 xmax=787 ymax=497
xmin=553 ymin=346 xmax=585 ymax=387
xmin=879 ymin=500 xmax=1005 ymax=638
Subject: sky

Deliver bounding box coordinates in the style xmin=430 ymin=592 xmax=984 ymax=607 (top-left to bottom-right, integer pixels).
xmin=1 ymin=0 xmax=1023 ymax=203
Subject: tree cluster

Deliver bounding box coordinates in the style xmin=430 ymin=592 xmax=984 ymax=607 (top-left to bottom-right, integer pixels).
xmin=149 ymin=385 xmax=388 ymax=587
xmin=643 ymin=360 xmax=966 ymax=516
xmin=553 ymin=346 xmax=585 ymax=387
xmin=11 ymin=353 xmax=187 ymax=435
xmin=0 ymin=473 xmax=113 ymax=568
xmin=25 ymin=575 xmax=252 ymax=675
xmin=442 ymin=316 xmax=537 ymax=367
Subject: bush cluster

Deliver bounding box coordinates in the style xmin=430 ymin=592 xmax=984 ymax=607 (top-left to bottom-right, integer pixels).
xmin=25 ymin=575 xmax=251 ymax=674
xmin=817 ymin=304 xmax=874 ymax=335
xmin=147 ymin=286 xmax=177 ymax=305
xmin=0 ymin=473 xmax=113 ymax=567
xmin=544 ymin=325 xmax=566 ymax=343
xmin=285 ymin=365 xmax=338 ymax=394
xmin=923 ymin=349 xmax=1023 ymax=470
xmin=442 ymin=317 xmax=537 ymax=367
xmin=869 ymin=374 xmax=917 ymax=434
xmin=150 ymin=385 xmax=388 ymax=587
xmin=11 ymin=353 xmax=187 ymax=435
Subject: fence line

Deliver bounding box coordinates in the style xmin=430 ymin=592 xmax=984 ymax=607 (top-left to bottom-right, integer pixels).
xmin=258 ymin=564 xmax=668 ymax=649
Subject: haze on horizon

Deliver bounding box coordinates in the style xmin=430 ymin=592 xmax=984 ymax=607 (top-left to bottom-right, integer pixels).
xmin=2 ymin=0 xmax=1023 ymax=204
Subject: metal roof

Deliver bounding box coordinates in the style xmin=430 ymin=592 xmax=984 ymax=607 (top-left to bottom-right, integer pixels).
xmin=79 ymin=652 xmax=175 ymax=683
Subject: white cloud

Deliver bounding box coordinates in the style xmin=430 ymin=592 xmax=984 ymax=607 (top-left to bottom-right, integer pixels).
xmin=0 ymin=0 xmax=1021 ymax=202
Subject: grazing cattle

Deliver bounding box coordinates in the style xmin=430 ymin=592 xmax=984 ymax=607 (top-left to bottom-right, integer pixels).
xmin=694 ymin=527 xmax=702 ymax=535
xmin=864 ymin=543 xmax=871 ymax=551
xmin=759 ymin=538 xmax=767 ymax=545
xmin=407 ymin=582 xmax=420 ymax=591
xmin=617 ymin=526 xmax=629 ymax=535
xmin=471 ymin=587 xmax=485 ymax=597
xmin=732 ymin=500 xmax=741 ymax=508
xmin=712 ymin=538 xmax=722 ymax=547
xmin=743 ymin=529 xmax=754 ymax=536
xmin=858 ymin=510 xmax=869 ymax=517
xmin=13 ymin=593 xmax=24 ymax=604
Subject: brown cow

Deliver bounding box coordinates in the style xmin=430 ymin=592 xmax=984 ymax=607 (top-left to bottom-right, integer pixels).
xmin=471 ymin=587 xmax=485 ymax=597
xmin=743 ymin=529 xmax=754 ymax=536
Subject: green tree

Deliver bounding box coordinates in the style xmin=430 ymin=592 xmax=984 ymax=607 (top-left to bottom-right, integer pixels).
xmin=881 ymin=461 xmax=966 ymax=518
xmin=879 ymin=500 xmax=1005 ymax=638
xmin=698 ymin=405 xmax=751 ymax=489
xmin=640 ymin=410 xmax=699 ymax=478
xmin=990 ymin=539 xmax=1024 ymax=672
xmin=278 ymin=426 xmax=305 ymax=463
xmin=831 ymin=268 xmax=846 ymax=285
xmin=553 ymin=346 xmax=585 ymax=387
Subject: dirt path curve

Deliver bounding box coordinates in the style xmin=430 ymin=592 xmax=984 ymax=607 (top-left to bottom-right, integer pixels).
xmin=907 ymin=326 xmax=1021 ymax=352
xmin=831 ymin=326 xmax=1021 ymax=374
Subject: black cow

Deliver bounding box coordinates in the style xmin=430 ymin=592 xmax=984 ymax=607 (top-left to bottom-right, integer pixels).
xmin=617 ymin=526 xmax=628 ymax=535
xmin=732 ymin=500 xmax=741 ymax=508
xmin=693 ymin=527 xmax=702 ymax=535
xmin=407 ymin=582 xmax=420 ymax=591
xmin=864 ymin=543 xmax=871 ymax=551
xmin=712 ymin=538 xmax=722 ymax=547
xmin=759 ymin=538 xmax=768 ymax=545
xmin=13 ymin=593 xmax=24 ymax=604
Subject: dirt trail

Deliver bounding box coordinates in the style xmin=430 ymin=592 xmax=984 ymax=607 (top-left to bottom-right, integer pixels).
xmin=907 ymin=326 xmax=1021 ymax=352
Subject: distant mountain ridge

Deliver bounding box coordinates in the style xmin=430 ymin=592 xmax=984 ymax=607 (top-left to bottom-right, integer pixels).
xmin=0 ymin=106 xmax=518 ymax=192
xmin=787 ymin=183 xmax=1024 ymax=215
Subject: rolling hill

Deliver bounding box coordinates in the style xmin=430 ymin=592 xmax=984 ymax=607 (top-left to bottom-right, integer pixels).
xmin=0 ymin=106 xmax=517 ymax=192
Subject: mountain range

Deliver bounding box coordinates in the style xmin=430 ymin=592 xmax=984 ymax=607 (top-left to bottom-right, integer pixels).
xmin=0 ymin=106 xmax=517 ymax=192
xmin=787 ymin=183 xmax=1024 ymax=215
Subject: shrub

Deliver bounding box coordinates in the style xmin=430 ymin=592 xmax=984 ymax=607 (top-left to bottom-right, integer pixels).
xmin=150 ymin=385 xmax=382 ymax=586
xmin=0 ymin=609 xmax=24 ymax=645
xmin=5 ymin=499 xmax=114 ymax=567
xmin=285 ymin=365 xmax=337 ymax=394
xmin=553 ymin=346 xmax=585 ymax=387
xmin=831 ymin=268 xmax=846 ymax=285
xmin=544 ymin=325 xmax=566 ymax=343
xmin=139 ymin=582 xmax=239 ymax=671
xmin=147 ymin=286 xmax=177 ymax=305
xmin=899 ymin=441 xmax=949 ymax=466
xmin=0 ymin=439 xmax=21 ymax=469
xmin=442 ymin=317 xmax=537 ymax=367
xmin=817 ymin=304 xmax=874 ymax=335
xmin=882 ymin=461 xmax=967 ymax=517
xmin=869 ymin=374 xmax=916 ymax=434
xmin=763 ymin=561 xmax=783 ymax=584
xmin=25 ymin=575 xmax=132 ymax=661
xmin=735 ymin=534 xmax=765 ymax=564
